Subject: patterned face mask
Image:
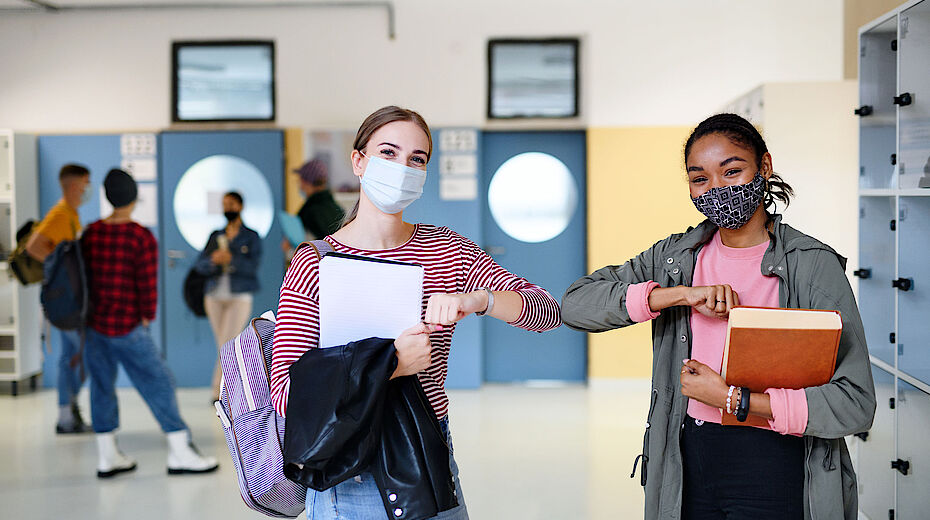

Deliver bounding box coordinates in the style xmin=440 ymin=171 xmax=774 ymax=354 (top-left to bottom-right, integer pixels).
xmin=691 ymin=172 xmax=766 ymax=229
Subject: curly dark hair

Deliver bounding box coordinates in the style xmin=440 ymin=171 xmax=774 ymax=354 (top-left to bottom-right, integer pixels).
xmin=684 ymin=113 xmax=794 ymax=214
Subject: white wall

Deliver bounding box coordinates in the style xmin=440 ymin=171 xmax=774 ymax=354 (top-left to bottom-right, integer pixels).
xmin=0 ymin=0 xmax=843 ymax=131
xmin=723 ymin=80 xmax=860 ymax=292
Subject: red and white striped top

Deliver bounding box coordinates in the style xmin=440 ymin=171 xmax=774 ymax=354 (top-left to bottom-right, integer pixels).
xmin=270 ymin=224 xmax=561 ymax=419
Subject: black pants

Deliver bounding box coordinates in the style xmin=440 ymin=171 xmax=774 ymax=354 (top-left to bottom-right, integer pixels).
xmin=680 ymin=416 xmax=804 ymax=520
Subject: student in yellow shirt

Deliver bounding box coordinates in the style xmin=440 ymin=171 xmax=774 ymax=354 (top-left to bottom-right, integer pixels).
xmin=26 ymin=163 xmax=92 ymax=434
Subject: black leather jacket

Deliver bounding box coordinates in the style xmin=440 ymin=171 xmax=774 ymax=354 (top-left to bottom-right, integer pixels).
xmin=283 ymin=338 xmax=457 ymax=520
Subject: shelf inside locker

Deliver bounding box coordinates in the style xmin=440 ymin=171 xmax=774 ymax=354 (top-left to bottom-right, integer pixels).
xmin=0 ymin=281 xmax=14 ymax=329
xmin=0 ymin=134 xmax=9 ymax=202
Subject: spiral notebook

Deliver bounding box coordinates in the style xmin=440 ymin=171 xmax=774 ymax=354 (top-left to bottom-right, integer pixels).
xmin=318 ymin=252 xmax=424 ymax=349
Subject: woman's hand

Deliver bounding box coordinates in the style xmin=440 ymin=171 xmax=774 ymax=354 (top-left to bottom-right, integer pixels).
xmin=424 ymin=291 xmax=489 ymax=326
xmin=683 ymin=284 xmax=740 ymax=319
xmin=392 ymin=322 xmax=442 ymax=379
xmin=679 ymin=359 xmax=729 ymax=409
xmin=211 ymin=249 xmax=232 ymax=266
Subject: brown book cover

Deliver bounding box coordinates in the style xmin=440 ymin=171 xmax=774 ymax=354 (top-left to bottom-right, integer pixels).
xmin=720 ymin=307 xmax=841 ymax=427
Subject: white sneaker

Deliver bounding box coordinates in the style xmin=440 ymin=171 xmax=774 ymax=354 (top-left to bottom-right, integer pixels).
xmin=166 ymin=430 xmax=219 ymax=475
xmin=95 ymin=432 xmax=137 ymax=478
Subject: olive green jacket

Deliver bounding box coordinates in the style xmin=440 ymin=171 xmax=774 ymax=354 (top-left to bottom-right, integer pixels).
xmin=561 ymin=216 xmax=876 ymax=520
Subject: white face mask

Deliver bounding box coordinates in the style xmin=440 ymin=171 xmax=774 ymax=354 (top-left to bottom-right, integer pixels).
xmin=359 ymin=155 xmax=427 ymax=215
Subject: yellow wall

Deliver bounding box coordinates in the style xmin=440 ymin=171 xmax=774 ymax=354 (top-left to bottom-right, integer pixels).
xmin=284 ymin=128 xmax=305 ymax=213
xmin=586 ymin=127 xmax=703 ymax=379
xmin=843 ymin=0 xmax=908 ymax=79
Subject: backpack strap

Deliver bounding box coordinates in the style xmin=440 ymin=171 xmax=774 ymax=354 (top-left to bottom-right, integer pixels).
xmin=297 ymin=239 xmax=334 ymax=261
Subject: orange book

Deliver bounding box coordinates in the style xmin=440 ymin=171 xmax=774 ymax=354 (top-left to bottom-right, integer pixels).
xmin=720 ymin=306 xmax=842 ymax=427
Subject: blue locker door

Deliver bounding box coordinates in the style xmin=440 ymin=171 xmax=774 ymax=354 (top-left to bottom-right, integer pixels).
xmin=159 ymin=131 xmax=284 ymax=387
xmin=480 ymin=131 xmax=587 ymax=382
xmin=858 ymin=197 xmax=897 ymax=365
xmin=898 ymin=197 xmax=930 ymax=386
xmin=37 ymin=135 xmax=162 ymax=388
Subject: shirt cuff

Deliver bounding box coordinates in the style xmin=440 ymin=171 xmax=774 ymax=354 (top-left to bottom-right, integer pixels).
xmin=765 ymin=387 xmax=809 ymax=436
xmin=625 ymin=281 xmax=661 ymax=323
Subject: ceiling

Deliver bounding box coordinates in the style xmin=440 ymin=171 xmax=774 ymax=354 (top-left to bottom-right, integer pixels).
xmin=0 ymin=0 xmax=383 ymax=11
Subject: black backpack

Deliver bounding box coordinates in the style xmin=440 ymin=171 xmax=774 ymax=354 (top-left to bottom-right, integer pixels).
xmin=183 ymin=267 xmax=208 ymax=317
xmin=40 ymin=240 xmax=90 ymax=330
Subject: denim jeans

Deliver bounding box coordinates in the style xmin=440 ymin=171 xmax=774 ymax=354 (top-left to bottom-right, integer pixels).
xmin=305 ymin=418 xmax=469 ymax=520
xmin=85 ymin=326 xmax=187 ymax=434
xmin=57 ymin=328 xmax=84 ymax=407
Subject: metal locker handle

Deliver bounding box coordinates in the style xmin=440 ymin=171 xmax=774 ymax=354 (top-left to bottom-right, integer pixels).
xmin=891 ymin=459 xmax=910 ymax=475
xmin=853 ymin=268 xmax=871 ymax=279
xmin=854 ymin=105 xmax=873 ymax=117
xmin=891 ymin=278 xmax=913 ymax=291
xmin=893 ymin=93 xmax=912 ymax=106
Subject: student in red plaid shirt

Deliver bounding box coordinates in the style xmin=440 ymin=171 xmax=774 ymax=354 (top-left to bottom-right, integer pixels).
xmin=81 ymin=169 xmax=219 ymax=479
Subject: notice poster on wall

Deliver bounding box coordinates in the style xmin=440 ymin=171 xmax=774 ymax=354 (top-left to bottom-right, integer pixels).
xmin=100 ymin=183 xmax=158 ymax=227
xmin=438 ymin=129 xmax=479 ymax=201
xmin=120 ymin=157 xmax=157 ymax=181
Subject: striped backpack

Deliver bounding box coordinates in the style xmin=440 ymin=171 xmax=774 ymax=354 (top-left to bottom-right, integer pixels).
xmin=214 ymin=240 xmax=331 ymax=518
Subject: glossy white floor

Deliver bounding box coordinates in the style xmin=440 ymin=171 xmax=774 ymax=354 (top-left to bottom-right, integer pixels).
xmin=0 ymin=382 xmax=653 ymax=520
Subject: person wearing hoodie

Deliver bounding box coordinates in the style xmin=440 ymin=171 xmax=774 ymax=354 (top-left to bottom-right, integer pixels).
xmin=561 ymin=114 xmax=875 ymax=520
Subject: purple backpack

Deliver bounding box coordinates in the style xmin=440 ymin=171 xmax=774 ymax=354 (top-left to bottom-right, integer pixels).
xmin=214 ymin=240 xmax=331 ymax=517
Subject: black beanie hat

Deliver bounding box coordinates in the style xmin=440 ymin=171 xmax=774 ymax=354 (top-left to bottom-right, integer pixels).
xmin=104 ymin=168 xmax=137 ymax=208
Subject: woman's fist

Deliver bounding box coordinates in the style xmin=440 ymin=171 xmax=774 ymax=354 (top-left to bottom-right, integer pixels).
xmin=424 ymin=291 xmax=489 ymax=325
xmin=684 ymin=284 xmax=740 ymax=319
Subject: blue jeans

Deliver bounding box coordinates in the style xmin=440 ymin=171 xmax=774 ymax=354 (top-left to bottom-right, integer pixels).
xmin=84 ymin=326 xmax=187 ymax=434
xmin=57 ymin=328 xmax=84 ymax=407
xmin=306 ymin=419 xmax=469 ymax=520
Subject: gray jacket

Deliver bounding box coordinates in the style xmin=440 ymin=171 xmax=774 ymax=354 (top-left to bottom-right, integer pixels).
xmin=561 ymin=216 xmax=875 ymax=520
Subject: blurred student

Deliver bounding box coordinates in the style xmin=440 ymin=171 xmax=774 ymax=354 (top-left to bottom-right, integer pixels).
xmin=82 ymin=169 xmax=218 ymax=478
xmin=25 ymin=163 xmax=92 ymax=434
xmin=194 ymin=191 xmax=262 ymax=401
xmin=295 ymin=157 xmax=345 ymax=239
xmin=281 ymin=157 xmax=345 ymax=257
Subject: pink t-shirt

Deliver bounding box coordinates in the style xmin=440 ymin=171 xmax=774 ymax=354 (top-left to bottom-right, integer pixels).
xmin=625 ymin=230 xmax=808 ymax=435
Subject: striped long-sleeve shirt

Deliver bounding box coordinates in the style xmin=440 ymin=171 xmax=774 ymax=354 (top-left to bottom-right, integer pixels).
xmin=270 ymin=224 xmax=562 ymax=419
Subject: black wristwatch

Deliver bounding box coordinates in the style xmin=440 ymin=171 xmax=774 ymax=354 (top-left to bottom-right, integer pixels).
xmin=736 ymin=386 xmax=750 ymax=422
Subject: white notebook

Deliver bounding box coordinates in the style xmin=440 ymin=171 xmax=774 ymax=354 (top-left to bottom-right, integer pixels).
xmin=318 ymin=252 xmax=424 ymax=348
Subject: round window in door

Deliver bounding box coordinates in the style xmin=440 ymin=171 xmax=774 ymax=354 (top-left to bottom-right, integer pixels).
xmin=173 ymin=154 xmax=274 ymax=250
xmin=487 ymin=152 xmax=578 ymax=243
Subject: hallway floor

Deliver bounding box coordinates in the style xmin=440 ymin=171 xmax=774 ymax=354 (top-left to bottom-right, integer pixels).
xmin=0 ymin=382 xmax=652 ymax=519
